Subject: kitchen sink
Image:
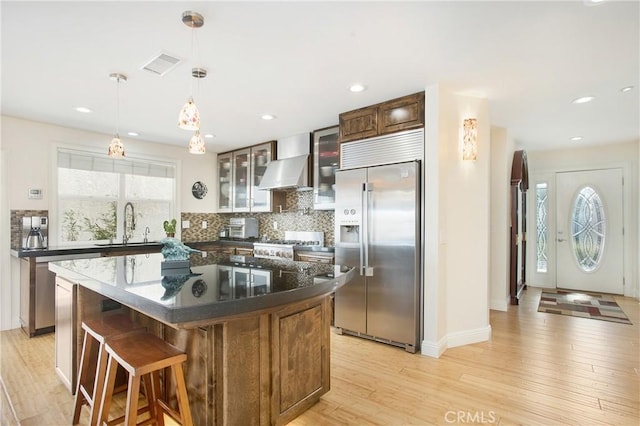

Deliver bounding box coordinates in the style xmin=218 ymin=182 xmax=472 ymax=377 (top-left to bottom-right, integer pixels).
xmin=94 ymin=241 xmax=160 ymax=247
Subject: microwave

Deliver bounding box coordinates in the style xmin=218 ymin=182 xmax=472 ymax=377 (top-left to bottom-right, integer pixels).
xmin=228 ymin=218 xmax=258 ymax=239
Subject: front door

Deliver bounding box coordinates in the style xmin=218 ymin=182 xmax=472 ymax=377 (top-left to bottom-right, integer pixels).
xmin=556 ymin=168 xmax=623 ymax=294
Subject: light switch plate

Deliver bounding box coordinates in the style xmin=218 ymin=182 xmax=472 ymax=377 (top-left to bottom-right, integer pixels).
xmin=182 ymin=220 xmax=190 ymax=229
xmin=202 ymin=221 xmax=207 ymax=229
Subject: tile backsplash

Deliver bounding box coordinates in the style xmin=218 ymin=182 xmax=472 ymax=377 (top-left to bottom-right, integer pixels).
xmin=10 ymin=209 xmax=49 ymax=249
xmin=181 ymin=191 xmax=335 ymax=246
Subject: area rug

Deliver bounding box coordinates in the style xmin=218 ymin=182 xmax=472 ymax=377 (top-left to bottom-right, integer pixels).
xmin=538 ymin=290 xmax=632 ymax=325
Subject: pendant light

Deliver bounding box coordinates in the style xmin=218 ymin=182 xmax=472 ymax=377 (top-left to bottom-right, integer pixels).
xmin=108 ymin=73 xmax=127 ymax=158
xmin=178 ymin=11 xmax=204 ymax=131
xmin=188 ymin=130 xmax=206 ymax=154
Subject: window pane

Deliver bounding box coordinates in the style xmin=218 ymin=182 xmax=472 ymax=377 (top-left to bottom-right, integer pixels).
xmin=58 ymin=168 xmax=118 ymax=197
xmin=59 ymin=200 xmax=117 ymax=242
xmin=125 ymin=175 xmax=173 ymax=200
xmin=535 ymin=182 xmax=548 ymax=273
xmin=571 ymin=186 xmax=606 ymax=272
xmin=130 ymin=201 xmax=172 ymax=242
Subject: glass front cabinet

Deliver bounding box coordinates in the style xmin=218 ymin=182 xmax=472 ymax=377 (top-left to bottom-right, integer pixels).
xmin=217 ymin=154 xmax=233 ymax=212
xmin=217 ymin=141 xmax=282 ymax=213
xmin=312 ymin=125 xmax=339 ymax=210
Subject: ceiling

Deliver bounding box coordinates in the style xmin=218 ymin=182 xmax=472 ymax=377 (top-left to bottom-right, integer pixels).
xmin=1 ymin=1 xmax=638 ymax=153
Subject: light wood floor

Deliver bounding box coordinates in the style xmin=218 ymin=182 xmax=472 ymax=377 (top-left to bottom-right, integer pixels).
xmin=1 ymin=287 xmax=638 ymax=425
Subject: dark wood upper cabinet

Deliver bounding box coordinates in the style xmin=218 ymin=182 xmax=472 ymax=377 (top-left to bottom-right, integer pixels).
xmin=338 ymin=91 xmax=425 ymax=143
xmin=338 ymin=106 xmax=378 ymax=143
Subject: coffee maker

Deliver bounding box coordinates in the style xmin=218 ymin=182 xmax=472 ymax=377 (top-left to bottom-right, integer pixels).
xmin=22 ymin=216 xmax=48 ymax=250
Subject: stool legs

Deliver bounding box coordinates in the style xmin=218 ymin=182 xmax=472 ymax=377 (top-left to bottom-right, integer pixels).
xmin=172 ymin=364 xmax=192 ymax=426
xmin=73 ymin=329 xmax=95 ymax=424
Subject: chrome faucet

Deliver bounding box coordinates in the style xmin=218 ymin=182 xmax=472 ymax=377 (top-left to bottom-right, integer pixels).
xmin=123 ymin=202 xmax=135 ymax=245
xmin=143 ymin=226 xmax=150 ymax=243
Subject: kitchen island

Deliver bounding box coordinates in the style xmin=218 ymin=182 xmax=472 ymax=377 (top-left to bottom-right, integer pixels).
xmin=49 ymin=252 xmax=355 ymax=426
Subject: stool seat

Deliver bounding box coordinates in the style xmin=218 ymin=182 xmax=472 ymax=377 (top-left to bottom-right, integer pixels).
xmin=98 ymin=332 xmax=193 ymax=426
xmin=72 ymin=314 xmax=145 ymax=426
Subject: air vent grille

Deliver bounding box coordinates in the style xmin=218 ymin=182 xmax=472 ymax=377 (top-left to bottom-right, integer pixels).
xmin=340 ymin=128 xmax=424 ymax=170
xmin=141 ymin=53 xmax=181 ymax=76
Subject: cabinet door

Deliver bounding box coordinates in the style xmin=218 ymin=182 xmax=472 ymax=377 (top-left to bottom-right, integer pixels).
xmin=338 ymin=106 xmax=378 ymax=143
xmin=217 ymin=153 xmax=233 ymax=212
xmin=250 ymin=141 xmax=275 ymax=212
xmin=377 ymin=92 xmax=425 ymax=135
xmin=55 ymin=276 xmax=76 ymax=393
xmin=313 ymin=126 xmax=339 ymax=210
xmin=232 ymin=149 xmax=251 ymax=212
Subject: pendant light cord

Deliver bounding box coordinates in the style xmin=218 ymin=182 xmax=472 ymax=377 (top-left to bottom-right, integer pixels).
xmin=116 ymin=76 xmax=120 ymax=136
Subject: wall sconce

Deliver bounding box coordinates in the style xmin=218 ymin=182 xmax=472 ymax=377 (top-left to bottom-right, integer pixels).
xmin=462 ymin=118 xmax=478 ymax=161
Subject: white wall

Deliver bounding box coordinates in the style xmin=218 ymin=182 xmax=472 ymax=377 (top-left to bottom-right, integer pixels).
xmin=422 ymin=84 xmax=491 ymax=357
xmin=527 ymin=141 xmax=639 ymax=298
xmin=489 ymin=127 xmax=515 ymax=311
xmin=1 ymin=115 xmax=217 ymax=330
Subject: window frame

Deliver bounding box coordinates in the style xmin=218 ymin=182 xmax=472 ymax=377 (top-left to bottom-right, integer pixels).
xmin=52 ymin=145 xmax=179 ymax=247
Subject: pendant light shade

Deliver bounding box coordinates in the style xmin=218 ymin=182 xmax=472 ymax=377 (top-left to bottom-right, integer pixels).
xmin=108 ymin=135 xmax=125 ymax=158
xmin=188 ymin=130 xmax=206 ymax=154
xmin=178 ymin=96 xmax=200 ymax=130
xmin=108 ymin=73 xmax=127 ymax=158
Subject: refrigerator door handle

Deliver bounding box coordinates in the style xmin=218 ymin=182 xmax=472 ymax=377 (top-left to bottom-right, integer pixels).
xmin=363 ymin=183 xmax=374 ymax=277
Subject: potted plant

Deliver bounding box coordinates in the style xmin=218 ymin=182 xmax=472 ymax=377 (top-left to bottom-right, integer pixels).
xmin=163 ymin=219 xmax=177 ymax=237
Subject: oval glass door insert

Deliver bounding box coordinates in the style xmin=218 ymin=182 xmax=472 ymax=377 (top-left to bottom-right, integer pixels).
xmin=571 ymin=186 xmax=606 ymax=272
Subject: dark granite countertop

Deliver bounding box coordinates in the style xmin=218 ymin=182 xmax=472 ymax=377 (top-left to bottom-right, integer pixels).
xmin=49 ymin=252 xmax=355 ymax=327
xmin=10 ymin=240 xmax=245 ymax=259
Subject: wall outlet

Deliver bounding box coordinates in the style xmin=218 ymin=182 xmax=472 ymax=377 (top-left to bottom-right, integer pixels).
xmin=202 ymin=220 xmax=208 ymax=229
xmin=273 ymin=221 xmax=278 ymax=230
xmin=182 ymin=220 xmax=190 ymax=229
xmin=201 ymin=251 xmax=207 ymax=258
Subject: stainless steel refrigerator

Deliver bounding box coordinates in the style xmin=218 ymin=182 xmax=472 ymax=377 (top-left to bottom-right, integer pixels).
xmin=334 ymin=160 xmax=421 ymax=353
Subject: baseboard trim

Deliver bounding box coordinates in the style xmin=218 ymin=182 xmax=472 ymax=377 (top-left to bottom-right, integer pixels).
xmin=421 ymin=335 xmax=447 ymax=358
xmin=446 ymin=325 xmax=492 ymax=349
xmin=490 ymin=297 xmax=509 ymax=312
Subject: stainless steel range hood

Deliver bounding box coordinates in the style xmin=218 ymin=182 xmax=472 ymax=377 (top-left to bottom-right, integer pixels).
xmin=258 ymin=133 xmax=312 ymax=191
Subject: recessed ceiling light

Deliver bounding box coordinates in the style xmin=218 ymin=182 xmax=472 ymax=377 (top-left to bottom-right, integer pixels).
xmin=570 ymin=136 xmax=583 ymax=142
xmin=75 ymin=106 xmax=92 ymax=113
xmin=572 ymin=96 xmax=595 ymax=104
xmin=621 ymin=86 xmax=634 ymax=93
xmin=127 ymin=132 xmax=139 ymax=137
xmin=349 ymin=84 xmax=366 ymax=93
xmin=261 ymin=114 xmax=276 ymax=120
xmin=204 ymin=133 xmax=215 ymax=139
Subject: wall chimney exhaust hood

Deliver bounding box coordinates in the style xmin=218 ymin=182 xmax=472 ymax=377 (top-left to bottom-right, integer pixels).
xmin=258 ymin=133 xmax=312 ymax=191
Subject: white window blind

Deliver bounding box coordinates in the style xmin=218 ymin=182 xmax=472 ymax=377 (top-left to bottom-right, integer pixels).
xmin=57 ymin=149 xmax=175 ymax=178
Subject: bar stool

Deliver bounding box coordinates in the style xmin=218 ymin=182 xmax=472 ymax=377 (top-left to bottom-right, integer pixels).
xmin=98 ymin=332 xmax=193 ymax=426
xmin=72 ymin=314 xmax=146 ymax=426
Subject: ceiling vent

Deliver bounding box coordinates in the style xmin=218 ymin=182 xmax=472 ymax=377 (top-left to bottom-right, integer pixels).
xmin=140 ymin=53 xmax=181 ymax=76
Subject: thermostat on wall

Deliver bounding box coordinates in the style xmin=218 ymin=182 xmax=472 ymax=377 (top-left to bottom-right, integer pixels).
xmin=28 ymin=188 xmax=43 ymax=199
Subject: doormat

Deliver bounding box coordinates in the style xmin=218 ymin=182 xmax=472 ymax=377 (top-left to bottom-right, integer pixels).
xmin=538 ymin=290 xmax=632 ymax=325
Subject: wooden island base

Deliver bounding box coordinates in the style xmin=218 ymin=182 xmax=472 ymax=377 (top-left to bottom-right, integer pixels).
xmin=75 ymin=285 xmax=331 ymax=426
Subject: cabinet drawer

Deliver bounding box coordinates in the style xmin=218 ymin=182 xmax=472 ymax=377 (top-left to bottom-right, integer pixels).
xmin=235 ymin=248 xmax=254 ymax=256
xmin=296 ymin=253 xmax=334 ymax=264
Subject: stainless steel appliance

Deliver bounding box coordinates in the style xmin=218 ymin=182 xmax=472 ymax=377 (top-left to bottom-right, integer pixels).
xmin=253 ymin=231 xmax=323 ymax=261
xmin=228 ymin=217 xmax=258 ymax=239
xmin=22 ymin=216 xmax=48 ymax=249
xmin=257 ymin=133 xmax=312 ymax=191
xmin=334 ymin=161 xmax=421 ymax=352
